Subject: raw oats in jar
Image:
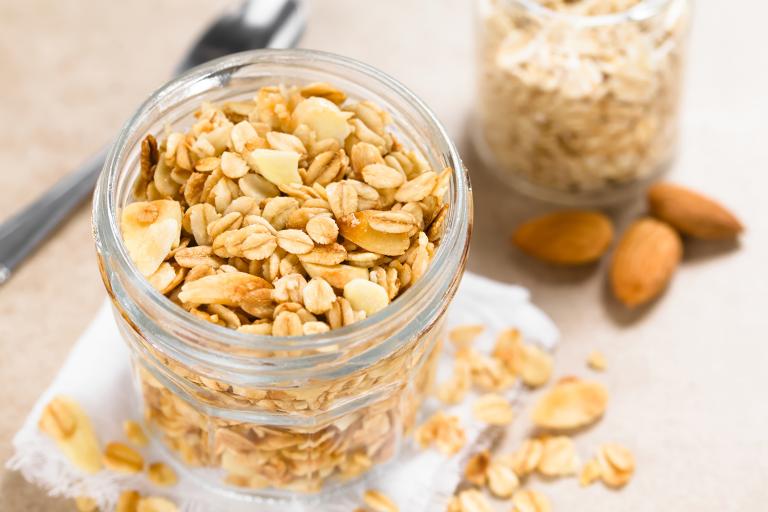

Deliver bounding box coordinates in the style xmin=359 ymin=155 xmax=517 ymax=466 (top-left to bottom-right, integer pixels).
xmin=475 ymin=0 xmax=691 ymax=204
xmin=92 ymin=50 xmax=471 ymax=498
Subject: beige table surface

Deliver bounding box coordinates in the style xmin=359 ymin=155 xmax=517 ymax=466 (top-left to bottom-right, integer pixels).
xmin=1 ymin=0 xmax=767 ymax=510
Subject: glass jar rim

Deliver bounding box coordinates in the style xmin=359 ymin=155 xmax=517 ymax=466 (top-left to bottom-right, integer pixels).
xmin=93 ymin=48 xmax=471 ymax=359
xmin=504 ymin=0 xmax=679 ymax=27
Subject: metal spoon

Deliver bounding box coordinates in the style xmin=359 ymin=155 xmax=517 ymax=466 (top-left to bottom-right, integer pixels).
xmin=0 ymin=0 xmax=305 ymax=286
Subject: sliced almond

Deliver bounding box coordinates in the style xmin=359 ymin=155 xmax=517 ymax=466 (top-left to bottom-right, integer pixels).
xmin=532 ymin=378 xmax=608 ymax=430
xmin=121 ymin=200 xmax=182 ymax=276
xmin=38 ymin=396 xmax=102 ymax=474
xmin=343 ymin=278 xmax=389 ymax=316
xmin=302 ymin=261 xmax=369 ymax=289
xmin=292 ymin=96 xmax=352 ymax=143
xmin=178 ymin=272 xmax=271 ymax=306
xmin=338 ymin=211 xmax=410 ymax=256
xmin=246 ymin=148 xmax=302 ymax=187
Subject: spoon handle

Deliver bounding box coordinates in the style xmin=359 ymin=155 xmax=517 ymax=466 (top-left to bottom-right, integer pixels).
xmin=0 ymin=148 xmax=106 ymax=286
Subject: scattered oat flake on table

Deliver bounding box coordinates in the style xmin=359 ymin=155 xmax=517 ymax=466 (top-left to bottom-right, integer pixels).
xmin=363 ymin=489 xmax=399 ymax=512
xmin=511 ymin=489 xmax=551 ymax=512
xmin=486 ymin=459 xmax=520 ymax=498
xmin=537 ymin=435 xmax=580 ymax=477
xmin=148 ymin=462 xmax=178 ymax=487
xmin=464 ymin=450 xmax=491 ymax=486
xmin=473 ymin=393 xmax=515 ymax=426
xmin=136 ymin=496 xmax=178 ymax=512
xmin=597 ymin=442 xmax=636 ymax=488
xmin=123 ymin=419 xmax=149 ymax=447
xmin=103 ymin=441 xmax=144 ymax=473
xmin=587 ymin=350 xmax=607 ymax=371
xmin=448 ymin=488 xmax=494 ymax=512
xmin=493 ymin=329 xmax=553 ymax=388
xmin=579 ymin=458 xmax=602 ymax=487
xmin=449 ymin=324 xmax=485 ymax=348
xmin=414 ymin=411 xmax=466 ymax=455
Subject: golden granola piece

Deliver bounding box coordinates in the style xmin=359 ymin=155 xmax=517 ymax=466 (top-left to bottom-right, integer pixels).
xmin=597 ymin=442 xmax=636 ymax=488
xmin=537 ymin=436 xmax=580 ymax=477
xmin=511 ymin=489 xmax=551 ymax=512
xmin=587 ymin=350 xmax=607 ymax=371
xmin=363 ymin=489 xmax=399 ymax=512
xmin=103 ymin=442 xmax=144 ymax=473
xmin=414 ymin=411 xmax=465 ymax=455
xmin=38 ymin=396 xmax=102 ymax=474
xmin=487 ymin=459 xmax=520 ymax=499
xmin=532 ymin=377 xmax=608 ymax=430
xmin=147 ymin=462 xmax=178 ymax=487
xmin=123 ymin=420 xmax=149 ymax=447
xmin=448 ymin=324 xmax=485 ymax=349
xmin=472 ymin=393 xmax=515 ymax=426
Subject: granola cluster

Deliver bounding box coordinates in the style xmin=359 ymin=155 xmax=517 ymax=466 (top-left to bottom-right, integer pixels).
xmin=121 ymin=82 xmax=450 ymax=336
xmin=477 ymin=0 xmax=689 ymax=195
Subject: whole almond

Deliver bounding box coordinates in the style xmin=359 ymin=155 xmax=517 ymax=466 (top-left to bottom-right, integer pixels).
xmin=512 ymin=210 xmax=614 ymax=265
xmin=610 ymin=218 xmax=682 ymax=307
xmin=648 ymin=182 xmax=744 ymax=240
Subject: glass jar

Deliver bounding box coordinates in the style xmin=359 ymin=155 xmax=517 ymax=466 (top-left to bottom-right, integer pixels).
xmin=475 ymin=0 xmax=691 ymax=205
xmin=92 ymin=49 xmax=471 ymax=498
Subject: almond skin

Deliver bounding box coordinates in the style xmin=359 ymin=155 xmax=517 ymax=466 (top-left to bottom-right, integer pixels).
xmin=648 ymin=182 xmax=743 ymax=240
xmin=512 ymin=210 xmax=614 ymax=265
xmin=610 ymin=218 xmax=682 ymax=307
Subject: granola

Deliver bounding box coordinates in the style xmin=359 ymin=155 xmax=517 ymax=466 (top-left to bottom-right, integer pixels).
xmin=117 ymin=82 xmax=453 ymax=493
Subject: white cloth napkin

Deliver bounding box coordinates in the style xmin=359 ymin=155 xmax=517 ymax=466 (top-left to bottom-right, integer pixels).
xmin=7 ymin=272 xmax=558 ymax=511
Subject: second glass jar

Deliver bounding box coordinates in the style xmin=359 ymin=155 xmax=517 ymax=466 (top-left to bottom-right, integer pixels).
xmin=475 ymin=0 xmax=691 ymax=205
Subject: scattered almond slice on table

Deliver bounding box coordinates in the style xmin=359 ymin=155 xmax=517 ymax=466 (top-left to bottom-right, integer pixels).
xmin=532 ymin=377 xmax=608 ymax=430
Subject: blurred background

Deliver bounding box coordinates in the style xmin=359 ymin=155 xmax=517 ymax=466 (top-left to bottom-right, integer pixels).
xmin=1 ymin=0 xmax=767 ymax=510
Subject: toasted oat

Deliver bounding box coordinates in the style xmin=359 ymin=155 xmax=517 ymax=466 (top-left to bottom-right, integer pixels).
xmin=414 ymin=411 xmax=465 ymax=455
xmin=136 ymin=496 xmax=178 ymax=512
xmin=473 ymin=393 xmax=515 ymax=426
xmin=464 ymin=450 xmax=491 ymax=486
xmin=437 ymin=354 xmax=472 ymax=405
xmin=597 ymin=442 xmax=635 ymax=488
xmin=493 ymin=329 xmax=552 ymax=388
xmin=305 ymin=215 xmax=338 ymax=245
xmin=579 ymin=458 xmax=602 ymax=487
xmin=451 ymin=489 xmax=494 ymax=512
xmin=116 ymin=491 xmax=141 ymax=512
xmin=148 ymin=462 xmax=178 ymax=487
xmin=448 ymin=324 xmax=485 ymax=349
xmin=363 ymin=489 xmax=398 ymax=512
xmin=505 ymin=438 xmax=544 ymax=477
xmin=532 ymin=378 xmax=608 ymax=430
xmin=511 ymin=489 xmax=551 ymax=512
xmin=487 ymin=459 xmax=520 ymax=498
xmin=587 ymin=350 xmax=607 ymax=371
xmin=75 ymin=496 xmax=98 ymax=512
xmin=123 ymin=420 xmax=149 ymax=447
xmin=38 ymin=396 xmax=102 ymax=474
xmin=537 ymin=436 xmax=580 ymax=477
xmin=103 ymin=442 xmax=144 ymax=473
